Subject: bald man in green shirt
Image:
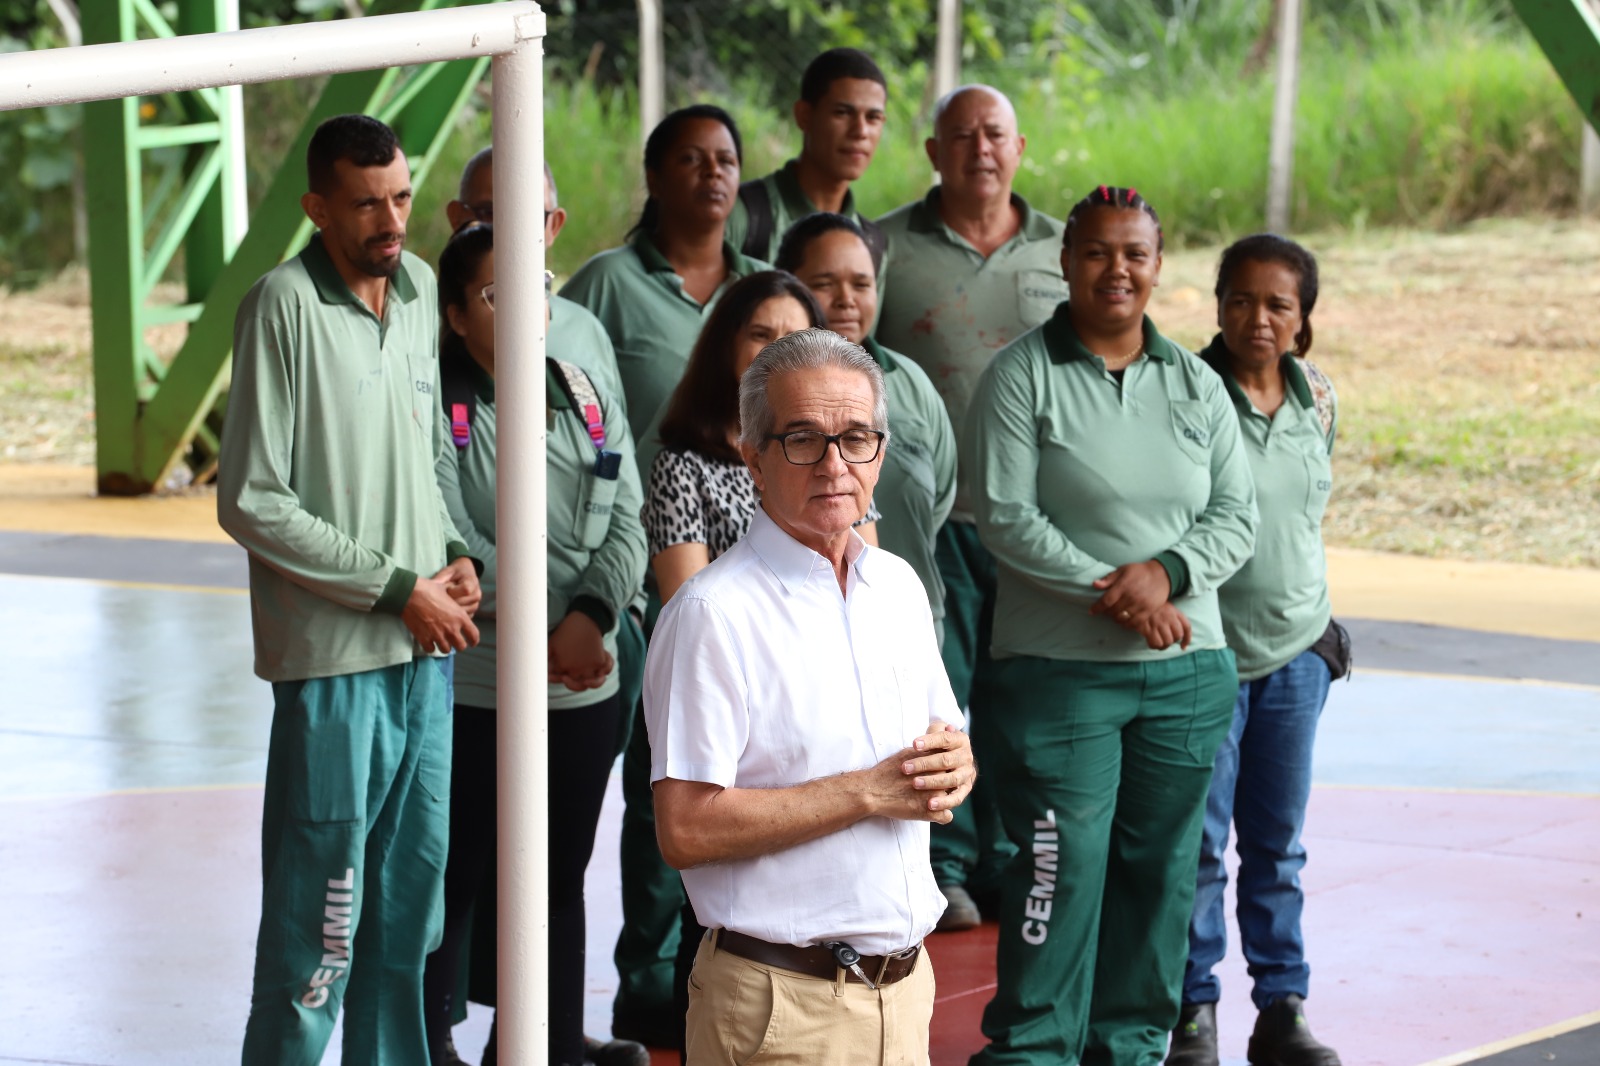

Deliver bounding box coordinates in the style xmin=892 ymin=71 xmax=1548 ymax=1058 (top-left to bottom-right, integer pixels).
xmin=219 ymin=114 xmax=481 ymax=1066
xmin=875 ymin=85 xmax=1069 ymax=929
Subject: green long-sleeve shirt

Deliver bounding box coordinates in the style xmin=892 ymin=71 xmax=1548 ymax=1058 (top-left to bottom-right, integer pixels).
xmin=218 ymin=236 xmax=468 ymax=682
xmin=434 ymin=357 xmax=648 ymax=710
xmin=1199 ymin=336 xmax=1336 ymax=681
xmin=725 ymin=159 xmax=881 ymax=270
xmin=549 ymin=292 xmax=626 ymax=419
xmin=963 ymin=305 xmax=1258 ymax=663
xmin=876 ymin=188 xmax=1068 ymax=518
xmin=865 ymin=336 xmax=958 ymax=620
xmin=560 ymin=232 xmax=768 ymax=440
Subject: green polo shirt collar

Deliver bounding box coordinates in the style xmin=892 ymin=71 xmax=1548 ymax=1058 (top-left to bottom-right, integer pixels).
xmin=1198 ymin=334 xmax=1314 ymax=412
xmin=907 ymin=187 xmax=1058 ymax=243
xmin=1041 ymin=302 xmax=1175 ymax=366
xmin=861 ymin=335 xmax=902 ymax=375
xmin=300 ymin=233 xmax=419 ymax=310
xmin=629 ymin=229 xmax=760 ymax=279
xmin=771 ymin=158 xmax=860 ymax=221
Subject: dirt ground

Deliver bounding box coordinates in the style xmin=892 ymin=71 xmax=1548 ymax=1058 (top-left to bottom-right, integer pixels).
xmin=2 ymin=218 xmax=1597 ymax=567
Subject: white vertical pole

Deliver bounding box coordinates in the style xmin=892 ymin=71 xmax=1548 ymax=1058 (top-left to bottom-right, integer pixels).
xmin=935 ymin=0 xmax=961 ymax=100
xmin=1265 ymin=0 xmax=1302 ymax=233
xmin=220 ymin=0 xmax=247 ymax=253
xmin=637 ymin=0 xmax=664 ymax=147
xmin=492 ymin=30 xmax=549 ymax=1066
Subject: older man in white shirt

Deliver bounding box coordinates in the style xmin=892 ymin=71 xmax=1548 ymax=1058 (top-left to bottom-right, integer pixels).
xmin=644 ymin=327 xmax=976 ymax=1065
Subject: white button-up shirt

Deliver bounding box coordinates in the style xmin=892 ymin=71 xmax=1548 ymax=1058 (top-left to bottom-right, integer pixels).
xmin=645 ymin=506 xmax=957 ymax=954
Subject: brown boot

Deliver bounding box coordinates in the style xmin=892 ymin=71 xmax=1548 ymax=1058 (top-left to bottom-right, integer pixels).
xmin=1247 ymin=995 xmax=1342 ymax=1066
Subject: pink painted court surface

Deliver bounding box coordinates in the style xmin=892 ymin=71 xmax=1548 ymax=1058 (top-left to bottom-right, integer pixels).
xmin=1 ymin=477 xmax=1597 ymax=1066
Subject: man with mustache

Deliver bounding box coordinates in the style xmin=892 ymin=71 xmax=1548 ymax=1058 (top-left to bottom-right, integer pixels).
xmin=875 ymin=85 xmax=1069 ymax=933
xmin=219 ymin=112 xmax=481 ymax=1066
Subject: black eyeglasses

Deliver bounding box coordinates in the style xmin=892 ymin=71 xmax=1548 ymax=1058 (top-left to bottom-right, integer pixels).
xmin=764 ymin=429 xmax=885 ymax=466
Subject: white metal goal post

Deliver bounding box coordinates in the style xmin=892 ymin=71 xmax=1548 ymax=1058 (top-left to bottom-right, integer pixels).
xmin=0 ymin=3 xmax=554 ymax=1061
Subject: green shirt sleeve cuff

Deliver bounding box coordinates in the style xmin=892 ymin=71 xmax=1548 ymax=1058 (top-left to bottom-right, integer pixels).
xmin=568 ymin=594 xmax=615 ymax=635
xmin=1154 ymin=551 xmax=1190 ymax=599
xmin=447 ymin=540 xmax=484 ymax=577
xmin=375 ymin=566 xmax=417 ymax=614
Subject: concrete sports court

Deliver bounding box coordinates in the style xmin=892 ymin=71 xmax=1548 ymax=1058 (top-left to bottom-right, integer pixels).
xmin=2 ymin=464 xmax=1596 ymax=1066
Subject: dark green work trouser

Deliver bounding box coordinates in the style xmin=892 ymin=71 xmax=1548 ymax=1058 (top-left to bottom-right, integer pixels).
xmin=243 ymin=656 xmax=451 ymax=1066
xmin=970 ymin=650 xmax=1237 ymax=1066
xmin=933 ymin=519 xmax=1017 ymax=894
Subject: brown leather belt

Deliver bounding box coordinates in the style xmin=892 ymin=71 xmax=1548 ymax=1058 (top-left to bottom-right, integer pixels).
xmin=714 ymin=929 xmax=922 ymax=986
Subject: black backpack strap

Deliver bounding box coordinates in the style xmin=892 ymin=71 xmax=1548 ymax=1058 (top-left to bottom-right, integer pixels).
xmin=438 ymin=349 xmax=478 ymax=454
xmin=858 ymin=215 xmax=888 ymax=275
xmin=738 ymin=178 xmax=775 ymax=261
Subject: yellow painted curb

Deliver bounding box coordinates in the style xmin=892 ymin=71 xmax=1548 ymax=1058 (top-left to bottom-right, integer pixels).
xmin=1329 ymin=548 xmax=1600 ymax=643
xmin=0 ymin=463 xmax=230 ymax=544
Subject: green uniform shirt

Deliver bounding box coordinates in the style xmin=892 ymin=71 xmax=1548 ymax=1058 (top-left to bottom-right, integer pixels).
xmin=725 ymin=159 xmax=878 ymax=267
xmin=560 ymin=231 xmax=767 ymax=441
xmin=865 ymin=336 xmax=958 ymax=620
xmin=875 ymin=188 xmax=1069 ymax=517
xmin=219 ymin=236 xmax=468 ymax=682
xmin=549 ymin=292 xmax=626 ymax=419
xmin=434 ymin=358 xmax=648 ymax=710
xmin=1199 ymin=336 xmax=1336 ymax=681
xmin=963 ymin=305 xmax=1258 ymax=663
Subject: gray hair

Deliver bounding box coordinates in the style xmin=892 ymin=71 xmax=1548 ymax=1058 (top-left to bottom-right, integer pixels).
xmin=931 ymin=83 xmax=1017 ymax=135
xmin=738 ymin=328 xmax=889 ymax=451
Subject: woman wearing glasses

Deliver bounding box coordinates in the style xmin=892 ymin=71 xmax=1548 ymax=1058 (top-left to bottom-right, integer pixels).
xmin=424 ymin=223 xmax=650 ymax=1066
xmin=964 ymin=187 xmax=1258 ymax=1066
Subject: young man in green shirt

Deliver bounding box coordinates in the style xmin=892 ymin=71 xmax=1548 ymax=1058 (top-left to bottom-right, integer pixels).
xmin=218 ymin=114 xmax=481 ymax=1066
xmin=875 ymin=85 xmax=1069 ymax=929
xmin=724 ymin=48 xmax=890 ymax=269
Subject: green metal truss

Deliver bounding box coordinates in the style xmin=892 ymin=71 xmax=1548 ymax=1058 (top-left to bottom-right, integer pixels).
xmin=1509 ymin=0 xmax=1600 ymax=135
xmin=83 ymin=0 xmax=489 ymax=495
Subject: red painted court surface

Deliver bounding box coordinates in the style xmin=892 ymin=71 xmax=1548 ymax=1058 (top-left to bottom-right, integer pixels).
xmin=2 ymin=565 xmax=1598 ymax=1065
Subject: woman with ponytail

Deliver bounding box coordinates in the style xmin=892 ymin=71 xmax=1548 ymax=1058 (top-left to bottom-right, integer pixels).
xmin=562 ymin=105 xmax=769 ymax=442
xmin=964 ymin=186 xmax=1258 ymax=1066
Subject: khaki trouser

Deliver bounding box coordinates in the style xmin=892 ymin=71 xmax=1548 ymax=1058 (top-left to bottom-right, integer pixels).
xmin=685 ymin=932 xmax=935 ymax=1066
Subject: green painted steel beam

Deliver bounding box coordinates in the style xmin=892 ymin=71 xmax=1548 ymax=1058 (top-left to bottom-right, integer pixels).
xmin=82 ymin=0 xmax=489 ymax=493
xmin=1510 ymin=0 xmax=1600 ymax=133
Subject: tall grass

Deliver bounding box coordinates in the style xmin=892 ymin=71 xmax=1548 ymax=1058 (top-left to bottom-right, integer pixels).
xmin=408 ymin=8 xmax=1583 ymax=274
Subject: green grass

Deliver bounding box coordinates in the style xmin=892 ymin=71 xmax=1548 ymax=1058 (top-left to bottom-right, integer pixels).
xmin=402 ymin=16 xmax=1585 ymax=278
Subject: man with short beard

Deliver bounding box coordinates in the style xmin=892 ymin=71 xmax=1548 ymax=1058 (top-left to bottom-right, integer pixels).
xmin=219 ymin=113 xmax=481 ymax=1066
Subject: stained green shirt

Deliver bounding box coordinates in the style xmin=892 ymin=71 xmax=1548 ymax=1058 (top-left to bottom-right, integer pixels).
xmin=434 ymin=358 xmax=648 ymax=710
xmin=875 ymin=188 xmax=1069 ymax=517
xmin=560 ymin=232 xmax=767 ymax=440
xmin=1199 ymin=336 xmax=1336 ymax=681
xmin=219 ymin=236 xmax=468 ymax=682
xmin=549 ymin=292 xmax=625 ymax=419
xmin=963 ymin=305 xmax=1258 ymax=663
xmin=725 ymin=159 xmax=878 ymax=268
xmin=865 ymin=336 xmax=958 ymax=620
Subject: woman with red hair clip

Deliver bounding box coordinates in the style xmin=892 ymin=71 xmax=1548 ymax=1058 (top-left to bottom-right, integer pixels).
xmin=965 ymin=186 xmax=1258 ymax=1066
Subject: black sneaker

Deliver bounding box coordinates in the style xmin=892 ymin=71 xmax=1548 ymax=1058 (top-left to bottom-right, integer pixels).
xmin=1247 ymin=994 xmax=1342 ymax=1066
xmin=1165 ymin=1001 xmax=1219 ymax=1066
xmin=584 ymin=1035 xmax=652 ymax=1066
xmin=935 ymin=883 xmax=982 ymax=932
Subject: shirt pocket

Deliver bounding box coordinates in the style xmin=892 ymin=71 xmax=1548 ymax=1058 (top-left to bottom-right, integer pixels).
xmin=1169 ymin=399 xmax=1213 ymax=466
xmin=571 ymin=468 xmax=620 ymax=550
xmin=1015 ymin=269 xmax=1070 ymax=328
xmin=1302 ymin=447 xmax=1333 ymax=525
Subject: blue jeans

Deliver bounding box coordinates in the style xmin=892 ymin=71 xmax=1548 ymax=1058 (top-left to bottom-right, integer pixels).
xmin=1182 ymin=648 xmax=1331 ymax=1010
